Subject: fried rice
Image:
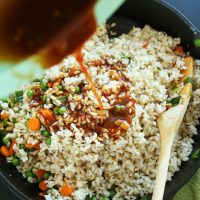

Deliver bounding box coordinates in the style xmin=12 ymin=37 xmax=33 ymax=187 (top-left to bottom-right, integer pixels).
xmin=0 ymin=25 xmax=200 ymax=200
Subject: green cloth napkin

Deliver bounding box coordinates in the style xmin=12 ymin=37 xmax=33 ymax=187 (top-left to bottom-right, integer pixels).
xmin=174 ymin=168 xmax=200 ymax=200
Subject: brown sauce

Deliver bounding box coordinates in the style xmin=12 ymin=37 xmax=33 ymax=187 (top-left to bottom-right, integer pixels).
xmin=102 ymin=96 xmax=136 ymax=138
xmin=0 ymin=0 xmax=96 ymax=68
xmin=76 ymin=49 xmax=104 ymax=121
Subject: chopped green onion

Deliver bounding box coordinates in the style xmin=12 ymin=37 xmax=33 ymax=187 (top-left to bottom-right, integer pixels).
xmin=57 ymin=85 xmax=64 ymax=91
xmin=41 ymin=79 xmax=48 ymax=91
xmin=15 ymin=90 xmax=23 ymax=103
xmin=0 ymin=97 xmax=7 ymax=103
xmin=12 ymin=118 xmax=17 ymax=124
xmin=2 ymin=119 xmax=7 ymax=127
xmin=43 ymin=172 xmax=51 ymax=179
xmin=173 ymin=87 xmax=179 ymax=93
xmin=0 ymin=130 xmax=7 ymax=141
xmin=58 ymin=96 xmax=67 ymax=104
xmin=184 ymin=77 xmax=194 ymax=85
xmin=85 ymin=195 xmax=91 ymax=200
xmin=25 ymin=170 xmax=35 ymax=178
xmin=15 ymin=90 xmax=24 ymax=97
xmin=19 ymin=144 xmax=26 ymax=150
xmin=171 ymin=96 xmax=181 ymax=107
xmin=194 ymin=38 xmax=200 ymax=48
xmin=121 ymin=53 xmax=130 ymax=60
xmin=108 ymin=185 xmax=117 ymax=199
xmin=42 ymin=130 xmax=50 ymax=137
xmin=75 ymin=86 xmax=81 ymax=94
xmin=42 ymin=95 xmax=47 ymax=102
xmin=58 ymin=106 xmax=67 ymax=115
xmin=91 ymin=196 xmax=98 ymax=200
xmin=54 ymin=107 xmax=60 ymax=115
xmin=12 ymin=157 xmax=20 ymax=166
xmin=167 ymin=96 xmax=181 ymax=107
xmin=31 ymin=78 xmax=40 ymax=83
xmin=109 ymin=191 xmax=116 ymax=199
xmin=191 ymin=148 xmax=200 ymax=160
xmin=2 ymin=137 xmax=11 ymax=145
xmin=7 ymin=97 xmax=15 ymax=108
xmin=140 ymin=195 xmax=148 ymax=200
xmin=101 ymin=196 xmax=109 ymax=200
xmin=45 ymin=137 xmax=51 ymax=145
xmin=87 ymin=180 xmax=92 ymax=188
xmin=25 ymin=120 xmax=28 ymax=127
xmin=27 ymin=89 xmax=34 ymax=97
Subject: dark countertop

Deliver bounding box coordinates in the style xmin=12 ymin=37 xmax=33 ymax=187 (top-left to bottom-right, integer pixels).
xmin=0 ymin=0 xmax=200 ymax=199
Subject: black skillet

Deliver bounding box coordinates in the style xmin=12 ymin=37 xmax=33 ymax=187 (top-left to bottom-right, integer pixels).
xmin=0 ymin=0 xmax=200 ymax=200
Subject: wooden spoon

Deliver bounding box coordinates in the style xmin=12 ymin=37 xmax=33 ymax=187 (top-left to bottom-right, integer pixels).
xmin=152 ymin=56 xmax=195 ymax=200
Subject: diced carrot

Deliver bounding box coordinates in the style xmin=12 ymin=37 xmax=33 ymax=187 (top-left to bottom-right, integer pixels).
xmin=39 ymin=181 xmax=48 ymax=191
xmin=25 ymin=142 xmax=40 ymax=150
xmin=34 ymin=142 xmax=41 ymax=150
xmin=0 ymin=146 xmax=10 ymax=157
xmin=174 ymin=46 xmax=185 ymax=56
xmin=36 ymin=169 xmax=45 ymax=179
xmin=143 ymin=42 xmax=148 ymax=48
xmin=39 ymin=109 xmax=54 ymax=121
xmin=69 ymin=66 xmax=78 ymax=77
xmin=27 ymin=117 xmax=40 ymax=131
xmin=1 ymin=112 xmax=10 ymax=120
xmin=59 ymin=185 xmax=74 ymax=196
xmin=54 ymin=78 xmax=62 ymax=84
xmin=47 ymin=82 xmax=53 ymax=88
xmin=9 ymin=139 xmax=16 ymax=156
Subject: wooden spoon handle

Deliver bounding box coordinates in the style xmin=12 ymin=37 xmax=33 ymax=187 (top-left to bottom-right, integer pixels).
xmin=152 ymin=135 xmax=175 ymax=200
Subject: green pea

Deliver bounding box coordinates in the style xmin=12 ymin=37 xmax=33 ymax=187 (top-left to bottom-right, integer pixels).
xmin=43 ymin=172 xmax=51 ymax=179
xmin=41 ymin=79 xmax=48 ymax=91
xmin=19 ymin=144 xmax=26 ymax=150
xmin=194 ymin=38 xmax=200 ymax=48
xmin=45 ymin=137 xmax=51 ymax=145
xmin=25 ymin=170 xmax=35 ymax=178
xmin=58 ymin=106 xmax=67 ymax=115
xmin=12 ymin=157 xmax=20 ymax=166
xmin=42 ymin=130 xmax=50 ymax=137
xmin=2 ymin=137 xmax=11 ymax=145
xmin=75 ymin=86 xmax=81 ymax=93
xmin=27 ymin=89 xmax=34 ymax=97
